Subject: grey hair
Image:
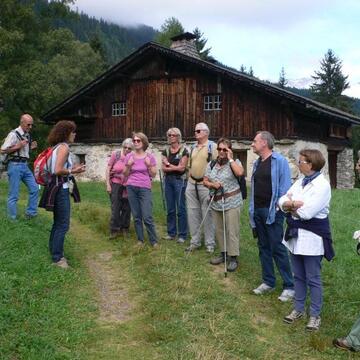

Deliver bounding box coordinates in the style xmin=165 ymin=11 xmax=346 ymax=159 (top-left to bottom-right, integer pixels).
xmin=256 ymin=131 xmax=275 ymax=149
xmin=122 ymin=138 xmax=134 ymax=148
xmin=166 ymin=127 xmax=182 ymax=143
xmin=195 ymin=122 xmax=210 ymax=135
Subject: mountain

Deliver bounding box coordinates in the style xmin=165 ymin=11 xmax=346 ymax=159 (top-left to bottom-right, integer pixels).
xmin=34 ymin=0 xmax=158 ymax=66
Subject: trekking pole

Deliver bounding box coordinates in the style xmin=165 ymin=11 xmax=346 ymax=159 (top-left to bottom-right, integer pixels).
xmin=220 ymin=187 xmax=227 ymax=278
xmin=159 ymin=170 xmax=166 ymax=211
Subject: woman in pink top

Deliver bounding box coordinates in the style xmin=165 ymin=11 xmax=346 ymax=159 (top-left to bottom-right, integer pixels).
xmin=124 ymin=132 xmax=158 ymax=247
xmin=105 ymin=138 xmax=133 ymax=239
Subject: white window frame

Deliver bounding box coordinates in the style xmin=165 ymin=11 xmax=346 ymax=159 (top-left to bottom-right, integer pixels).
xmin=112 ymin=102 xmax=127 ymax=116
xmin=204 ymin=94 xmax=222 ymax=111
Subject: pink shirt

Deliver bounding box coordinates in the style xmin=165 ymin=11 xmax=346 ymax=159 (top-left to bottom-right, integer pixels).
xmin=108 ymin=151 xmax=127 ymax=185
xmin=125 ymin=152 xmax=156 ymax=189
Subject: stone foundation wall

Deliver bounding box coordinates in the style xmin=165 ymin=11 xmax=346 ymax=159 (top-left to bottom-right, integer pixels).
xmin=64 ymin=140 xmax=355 ymax=189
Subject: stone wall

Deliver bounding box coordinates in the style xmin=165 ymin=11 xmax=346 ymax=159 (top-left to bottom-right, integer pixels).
xmin=69 ymin=139 xmax=355 ymax=189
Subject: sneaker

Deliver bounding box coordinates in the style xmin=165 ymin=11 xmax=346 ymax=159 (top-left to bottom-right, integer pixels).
xmin=152 ymin=242 xmax=159 ymax=248
xmin=333 ymin=338 xmax=355 ymax=352
xmin=185 ymin=244 xmax=201 ymax=252
xmin=25 ymin=213 xmax=37 ymax=220
xmin=210 ymin=253 xmax=225 ymax=265
xmin=177 ymin=237 xmax=186 ymax=244
xmin=136 ymin=241 xmax=145 ymax=247
xmin=278 ymin=289 xmax=295 ymax=302
xmin=53 ymin=257 xmax=69 ymax=269
xmin=109 ymin=231 xmax=119 ymax=239
xmin=206 ymin=246 xmax=215 ymax=253
xmin=163 ymin=235 xmax=175 ymax=240
xmin=283 ymin=309 xmax=304 ymax=324
xmin=227 ymin=257 xmax=238 ymax=272
xmin=306 ymin=316 xmax=321 ymax=331
xmin=253 ymin=283 xmax=275 ymax=295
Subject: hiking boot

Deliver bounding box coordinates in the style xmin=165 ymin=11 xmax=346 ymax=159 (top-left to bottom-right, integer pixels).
xmin=25 ymin=213 xmax=37 ymax=220
xmin=53 ymin=257 xmax=69 ymax=269
xmin=333 ymin=338 xmax=355 ymax=352
xmin=206 ymin=245 xmax=215 ymax=253
xmin=210 ymin=252 xmax=226 ymax=265
xmin=163 ymin=235 xmax=175 ymax=240
xmin=253 ymin=283 xmax=275 ymax=295
xmin=185 ymin=244 xmax=201 ymax=252
xmin=227 ymin=256 xmax=238 ymax=272
xmin=109 ymin=231 xmax=119 ymax=239
xmin=306 ymin=316 xmax=321 ymax=331
xmin=278 ymin=289 xmax=295 ymax=302
xmin=137 ymin=241 xmax=145 ymax=247
xmin=152 ymin=242 xmax=159 ymax=248
xmin=122 ymin=229 xmax=129 ymax=238
xmin=283 ymin=309 xmax=304 ymax=324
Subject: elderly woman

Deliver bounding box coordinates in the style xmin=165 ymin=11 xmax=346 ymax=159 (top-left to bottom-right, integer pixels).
xmin=42 ymin=120 xmax=86 ymax=268
xmin=203 ymin=138 xmax=244 ymax=272
xmin=124 ymin=132 xmax=158 ymax=247
xmin=105 ymin=138 xmax=133 ymax=239
xmin=161 ymin=127 xmax=189 ymax=243
xmin=279 ymin=149 xmax=334 ymax=332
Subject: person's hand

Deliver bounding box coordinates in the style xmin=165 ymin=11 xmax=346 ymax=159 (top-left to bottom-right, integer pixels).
xmin=30 ymin=140 xmax=37 ymax=150
xmin=72 ymin=164 xmax=86 ymax=174
xmin=106 ymin=184 xmax=112 ymax=194
xmin=213 ymin=181 xmax=222 ymax=190
xmin=17 ymin=139 xmax=28 ymax=149
xmin=144 ymin=156 xmax=151 ymax=168
xmin=227 ymin=148 xmax=234 ymax=160
xmin=127 ymin=157 xmax=134 ymax=167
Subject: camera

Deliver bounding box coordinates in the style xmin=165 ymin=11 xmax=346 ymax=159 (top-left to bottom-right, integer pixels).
xmin=353 ymin=230 xmax=360 ymax=255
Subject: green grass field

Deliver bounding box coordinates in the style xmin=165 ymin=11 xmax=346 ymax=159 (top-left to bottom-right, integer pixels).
xmin=0 ymin=180 xmax=359 ymax=359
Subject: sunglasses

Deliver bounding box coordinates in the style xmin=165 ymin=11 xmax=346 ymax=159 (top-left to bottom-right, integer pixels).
xmin=298 ymin=160 xmax=309 ymax=165
xmin=194 ymin=129 xmax=204 ymax=134
xmin=167 ymin=134 xmax=177 ymax=137
xmin=217 ymin=147 xmax=228 ymax=152
xmin=133 ymin=139 xmax=142 ymax=143
xmin=123 ymin=146 xmax=132 ymax=150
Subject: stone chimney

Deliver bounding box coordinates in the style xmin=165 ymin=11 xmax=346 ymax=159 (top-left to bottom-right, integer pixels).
xmin=170 ymin=32 xmax=200 ymax=59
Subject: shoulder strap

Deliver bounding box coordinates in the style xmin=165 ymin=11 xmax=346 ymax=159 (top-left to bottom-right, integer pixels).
xmin=210 ymin=159 xmax=217 ymax=170
xmin=207 ymin=141 xmax=215 ymax=162
xmin=229 ymin=161 xmax=247 ymax=200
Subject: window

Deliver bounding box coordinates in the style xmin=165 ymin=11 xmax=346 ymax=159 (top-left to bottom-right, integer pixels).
xmin=204 ymin=94 xmax=222 ymax=111
xmin=112 ymin=102 xmax=126 ymax=116
xmin=75 ymin=154 xmax=86 ymax=165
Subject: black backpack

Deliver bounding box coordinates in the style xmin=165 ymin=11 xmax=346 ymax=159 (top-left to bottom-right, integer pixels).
xmin=209 ymin=159 xmax=247 ymax=200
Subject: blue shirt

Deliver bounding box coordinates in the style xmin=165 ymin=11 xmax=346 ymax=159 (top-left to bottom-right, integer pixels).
xmin=249 ymin=151 xmax=291 ymax=227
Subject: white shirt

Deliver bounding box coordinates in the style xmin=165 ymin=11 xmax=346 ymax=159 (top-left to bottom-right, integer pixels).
xmin=1 ymin=126 xmax=30 ymax=158
xmin=51 ymin=144 xmax=72 ymax=189
xmin=278 ymin=173 xmax=331 ymax=256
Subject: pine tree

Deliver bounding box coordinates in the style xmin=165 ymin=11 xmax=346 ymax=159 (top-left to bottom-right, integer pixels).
xmin=248 ymin=66 xmax=254 ymax=77
xmin=193 ymin=27 xmax=211 ymax=60
xmin=278 ymin=67 xmax=288 ymax=88
xmin=310 ymin=49 xmax=352 ymax=111
xmin=239 ymin=65 xmax=247 ymax=73
xmin=154 ymin=17 xmax=184 ymax=48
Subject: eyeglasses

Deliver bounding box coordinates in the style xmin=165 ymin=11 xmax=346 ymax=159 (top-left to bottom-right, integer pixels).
xmin=123 ymin=146 xmax=132 ymax=150
xmin=194 ymin=129 xmax=204 ymax=134
xmin=133 ymin=139 xmax=142 ymax=143
xmin=167 ymin=134 xmax=177 ymax=137
xmin=298 ymin=160 xmax=309 ymax=164
xmin=217 ymin=147 xmax=228 ymax=152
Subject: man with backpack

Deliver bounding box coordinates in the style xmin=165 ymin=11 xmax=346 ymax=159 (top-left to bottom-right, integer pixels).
xmin=1 ymin=114 xmax=39 ymax=220
xmin=185 ymin=123 xmax=217 ymax=253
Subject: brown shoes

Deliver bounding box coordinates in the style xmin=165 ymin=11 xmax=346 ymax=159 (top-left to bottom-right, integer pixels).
xmin=53 ymin=257 xmax=69 ymax=269
xmin=333 ymin=338 xmax=355 ymax=352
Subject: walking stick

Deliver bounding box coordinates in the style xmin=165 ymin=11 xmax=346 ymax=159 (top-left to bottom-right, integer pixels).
xmin=221 ymin=187 xmax=227 ymax=278
xmin=159 ymin=170 xmax=166 ymax=211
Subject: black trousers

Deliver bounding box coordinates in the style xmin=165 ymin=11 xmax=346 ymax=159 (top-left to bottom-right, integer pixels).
xmin=110 ymin=183 xmax=131 ymax=232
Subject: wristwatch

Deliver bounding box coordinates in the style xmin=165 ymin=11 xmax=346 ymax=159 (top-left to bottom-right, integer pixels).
xmin=229 ymin=159 xmax=234 ymax=163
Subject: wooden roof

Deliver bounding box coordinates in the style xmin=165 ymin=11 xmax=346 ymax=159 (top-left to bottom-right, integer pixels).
xmin=42 ymin=42 xmax=360 ymax=125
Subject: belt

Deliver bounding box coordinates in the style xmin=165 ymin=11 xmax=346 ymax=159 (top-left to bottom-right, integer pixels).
xmin=213 ymin=188 xmax=241 ymax=202
xmin=9 ymin=158 xmax=28 ymax=163
xmin=166 ymin=174 xmax=185 ymax=179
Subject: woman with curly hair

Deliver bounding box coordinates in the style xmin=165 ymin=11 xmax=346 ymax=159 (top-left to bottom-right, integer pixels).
xmin=44 ymin=120 xmax=85 ymax=268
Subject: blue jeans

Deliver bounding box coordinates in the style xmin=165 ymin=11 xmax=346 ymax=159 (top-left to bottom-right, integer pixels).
xmin=291 ymin=254 xmax=323 ymax=317
xmin=165 ymin=176 xmax=188 ymax=238
xmin=254 ymin=208 xmax=294 ymax=289
xmin=127 ymin=185 xmax=157 ymax=245
xmin=7 ymin=162 xmax=39 ymax=219
xmin=49 ymin=187 xmax=70 ymax=262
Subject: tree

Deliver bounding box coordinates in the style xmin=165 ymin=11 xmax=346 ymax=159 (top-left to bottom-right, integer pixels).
xmin=278 ymin=67 xmax=288 ymax=88
xmin=310 ymin=49 xmax=352 ymax=111
xmin=154 ymin=17 xmax=184 ymax=48
xmin=239 ymin=64 xmax=247 ymax=73
xmin=248 ymin=66 xmax=254 ymax=77
xmin=193 ymin=27 xmax=211 ymax=60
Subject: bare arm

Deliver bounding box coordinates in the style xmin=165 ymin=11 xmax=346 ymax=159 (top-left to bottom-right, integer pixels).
xmin=54 ymin=144 xmax=85 ymax=176
xmin=105 ymin=165 xmax=112 ymax=193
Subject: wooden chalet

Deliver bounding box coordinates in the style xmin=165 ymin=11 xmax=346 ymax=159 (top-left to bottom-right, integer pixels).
xmin=42 ymin=32 xmax=360 ymax=188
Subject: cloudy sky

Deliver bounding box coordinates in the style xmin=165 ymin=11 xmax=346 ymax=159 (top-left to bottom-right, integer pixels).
xmin=72 ymin=0 xmax=360 ymax=97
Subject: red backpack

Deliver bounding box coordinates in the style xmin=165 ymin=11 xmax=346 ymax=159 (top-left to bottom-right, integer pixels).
xmin=34 ymin=146 xmax=56 ymax=185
